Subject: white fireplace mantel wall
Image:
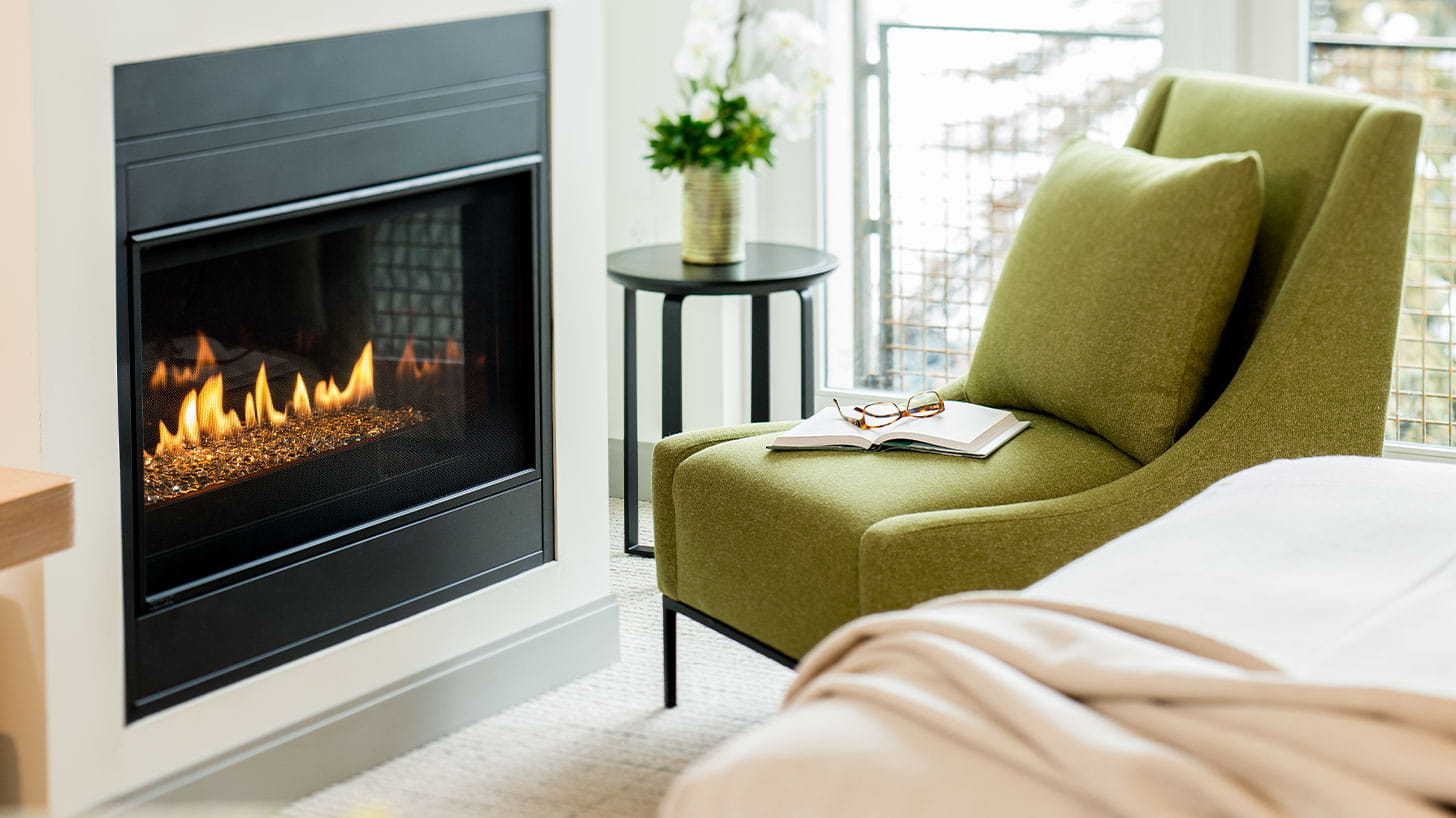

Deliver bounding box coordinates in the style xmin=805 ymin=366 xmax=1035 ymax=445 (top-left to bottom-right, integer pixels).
xmin=0 ymin=0 xmax=610 ymax=812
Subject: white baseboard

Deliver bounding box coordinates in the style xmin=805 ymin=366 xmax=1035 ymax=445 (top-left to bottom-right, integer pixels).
xmin=107 ymin=594 xmax=620 ymax=811
xmin=607 ymin=438 xmax=655 ymax=499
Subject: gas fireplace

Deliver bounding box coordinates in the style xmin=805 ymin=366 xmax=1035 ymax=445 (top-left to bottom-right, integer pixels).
xmin=114 ymin=15 xmax=552 ymax=719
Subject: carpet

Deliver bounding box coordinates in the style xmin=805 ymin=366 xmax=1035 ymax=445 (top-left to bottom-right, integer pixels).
xmin=280 ymin=499 xmax=794 ymax=818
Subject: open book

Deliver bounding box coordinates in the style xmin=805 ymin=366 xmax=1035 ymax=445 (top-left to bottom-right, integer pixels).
xmin=768 ymin=401 xmax=1029 ymax=458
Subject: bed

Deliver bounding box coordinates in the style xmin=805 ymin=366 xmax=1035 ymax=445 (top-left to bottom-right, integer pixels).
xmin=660 ymin=456 xmax=1456 ymax=817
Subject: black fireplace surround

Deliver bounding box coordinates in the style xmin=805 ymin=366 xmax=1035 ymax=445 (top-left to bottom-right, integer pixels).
xmin=113 ymin=14 xmax=552 ymax=719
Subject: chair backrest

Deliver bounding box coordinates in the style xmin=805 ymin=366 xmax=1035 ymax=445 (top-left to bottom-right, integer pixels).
xmin=1124 ymin=70 xmax=1421 ymax=458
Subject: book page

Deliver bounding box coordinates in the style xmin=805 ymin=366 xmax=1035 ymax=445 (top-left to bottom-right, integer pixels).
xmin=769 ymin=407 xmax=879 ymax=449
xmin=874 ymin=402 xmax=1014 ymax=451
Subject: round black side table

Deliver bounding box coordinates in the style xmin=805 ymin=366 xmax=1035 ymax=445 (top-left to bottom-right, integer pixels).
xmin=609 ymin=242 xmax=838 ymax=557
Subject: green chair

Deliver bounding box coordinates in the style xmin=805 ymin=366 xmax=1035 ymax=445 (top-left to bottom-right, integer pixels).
xmin=653 ymin=70 xmax=1422 ymax=705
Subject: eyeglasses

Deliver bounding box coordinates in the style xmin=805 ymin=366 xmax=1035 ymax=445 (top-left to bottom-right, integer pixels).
xmin=834 ymin=390 xmax=945 ymax=430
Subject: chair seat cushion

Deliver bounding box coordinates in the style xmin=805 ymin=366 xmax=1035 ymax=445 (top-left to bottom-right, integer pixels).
xmin=669 ymin=410 xmax=1141 ymax=658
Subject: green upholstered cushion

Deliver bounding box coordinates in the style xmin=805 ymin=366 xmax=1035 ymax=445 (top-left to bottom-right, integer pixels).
xmin=667 ymin=411 xmax=1141 ymax=658
xmin=1129 ymin=74 xmax=1375 ymax=394
xmin=964 ymin=137 xmax=1264 ymax=464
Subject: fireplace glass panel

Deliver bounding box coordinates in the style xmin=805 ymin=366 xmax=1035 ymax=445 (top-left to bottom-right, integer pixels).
xmin=132 ymin=172 xmax=537 ymax=600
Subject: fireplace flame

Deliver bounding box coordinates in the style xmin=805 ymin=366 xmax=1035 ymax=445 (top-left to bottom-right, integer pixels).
xmin=155 ymin=389 xmax=200 ymax=455
xmin=255 ymin=363 xmax=288 ymax=426
xmin=313 ymin=342 xmax=375 ymax=411
xmin=396 ymin=339 xmax=423 ymax=379
xmin=394 ymin=337 xmax=461 ymax=380
xmin=292 ymin=374 xmax=312 ymax=419
xmin=149 ymin=332 xmax=218 ymax=390
xmin=197 ymin=374 xmax=243 ymax=439
xmin=151 ymin=342 xmax=375 ymax=457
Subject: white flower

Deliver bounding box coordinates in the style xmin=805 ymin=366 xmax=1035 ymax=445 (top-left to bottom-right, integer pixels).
xmin=689 ymin=88 xmax=718 ymax=122
xmin=793 ymin=48 xmax=832 ymax=98
xmin=690 ymin=0 xmax=738 ymax=24
xmin=734 ymin=74 xmax=785 ymax=119
xmin=780 ymin=92 xmax=815 ymax=139
xmin=673 ymin=18 xmax=735 ymax=86
xmin=657 ymin=1 xmax=830 ymax=166
xmin=753 ymin=10 xmax=825 ymax=60
xmin=738 ymin=9 xmax=830 ymax=107
xmin=775 ymin=88 xmax=816 ymax=142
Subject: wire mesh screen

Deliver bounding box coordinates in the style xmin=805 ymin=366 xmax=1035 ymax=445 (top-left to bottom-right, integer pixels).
xmin=369 ymin=207 xmax=466 ymax=363
xmin=1311 ymin=42 xmax=1456 ymax=446
xmin=864 ymin=25 xmax=1161 ymax=392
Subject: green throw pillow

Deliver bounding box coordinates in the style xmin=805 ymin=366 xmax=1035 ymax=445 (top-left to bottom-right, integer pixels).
xmin=964 ymin=137 xmax=1264 ymax=464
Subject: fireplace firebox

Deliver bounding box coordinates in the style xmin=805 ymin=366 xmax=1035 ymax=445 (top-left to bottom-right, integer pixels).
xmin=114 ymin=15 xmax=552 ymax=719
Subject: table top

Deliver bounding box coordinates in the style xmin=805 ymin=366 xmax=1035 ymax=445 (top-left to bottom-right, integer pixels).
xmin=607 ymin=242 xmax=838 ymax=296
xmin=0 ymin=467 xmax=72 ymax=570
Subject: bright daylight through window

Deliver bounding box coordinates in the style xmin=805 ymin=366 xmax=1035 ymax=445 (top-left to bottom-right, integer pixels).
xmin=828 ymin=0 xmax=1456 ymax=451
xmin=1310 ymin=1 xmax=1456 ymax=447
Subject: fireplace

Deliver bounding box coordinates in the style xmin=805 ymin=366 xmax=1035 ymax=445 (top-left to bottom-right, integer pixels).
xmin=114 ymin=15 xmax=552 ymax=719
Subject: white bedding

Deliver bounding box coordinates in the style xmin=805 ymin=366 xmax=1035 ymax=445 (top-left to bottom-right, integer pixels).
xmin=1030 ymin=456 xmax=1456 ymax=697
xmin=659 ymin=456 xmax=1456 ymax=817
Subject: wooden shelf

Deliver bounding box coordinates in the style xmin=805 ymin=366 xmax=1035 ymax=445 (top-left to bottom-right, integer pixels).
xmin=0 ymin=467 xmax=73 ymax=571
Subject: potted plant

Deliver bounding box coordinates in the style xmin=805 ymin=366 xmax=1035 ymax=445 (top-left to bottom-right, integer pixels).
xmin=647 ymin=0 xmax=830 ymax=264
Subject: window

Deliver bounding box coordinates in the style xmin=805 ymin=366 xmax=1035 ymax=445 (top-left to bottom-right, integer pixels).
xmin=828 ymin=1 xmax=1161 ymax=393
xmin=1309 ymin=0 xmax=1456 ymax=447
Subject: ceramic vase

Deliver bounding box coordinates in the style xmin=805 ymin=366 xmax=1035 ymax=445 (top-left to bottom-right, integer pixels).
xmin=681 ymin=164 xmax=745 ymax=264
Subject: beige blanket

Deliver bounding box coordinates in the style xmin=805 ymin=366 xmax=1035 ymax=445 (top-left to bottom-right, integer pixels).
xmin=661 ymin=595 xmax=1456 ymax=817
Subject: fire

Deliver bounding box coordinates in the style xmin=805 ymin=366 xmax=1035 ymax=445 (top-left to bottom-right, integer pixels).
xmin=149 ymin=331 xmax=218 ymax=389
xmin=196 ymin=374 xmax=243 ymax=440
xmin=314 ymin=341 xmax=374 ymax=410
xmin=394 ymin=337 xmax=461 ymax=380
xmin=151 ymin=342 xmax=375 ymax=457
xmin=291 ymin=374 xmax=312 ymax=419
xmin=254 ymin=364 xmax=288 ymax=427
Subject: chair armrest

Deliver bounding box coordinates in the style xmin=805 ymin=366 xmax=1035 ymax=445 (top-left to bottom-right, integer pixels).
xmin=857 ymin=457 xmax=1196 ymax=613
xmin=653 ymin=422 xmax=796 ymax=598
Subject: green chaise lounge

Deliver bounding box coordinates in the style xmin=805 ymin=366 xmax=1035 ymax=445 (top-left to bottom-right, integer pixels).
xmin=652 ymin=70 xmax=1422 ymax=704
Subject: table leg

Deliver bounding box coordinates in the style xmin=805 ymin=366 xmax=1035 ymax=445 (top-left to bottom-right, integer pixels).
xmin=750 ymin=294 xmax=771 ymax=422
xmin=624 ymin=287 xmax=652 ymax=557
xmin=798 ymin=286 xmax=816 ymax=418
xmin=664 ymin=597 xmax=678 ymax=709
xmin=663 ymin=294 xmax=685 ymax=437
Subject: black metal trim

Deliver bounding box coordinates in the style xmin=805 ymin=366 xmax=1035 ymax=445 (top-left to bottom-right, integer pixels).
xmin=114 ymin=13 xmax=554 ymax=720
xmin=113 ymin=13 xmax=549 ymax=141
xmin=622 ymin=286 xmax=640 ymax=557
xmin=663 ymin=597 xmax=676 ymax=709
xmin=662 ymin=595 xmax=797 ymax=708
xmin=132 ymin=156 xmax=541 ymax=246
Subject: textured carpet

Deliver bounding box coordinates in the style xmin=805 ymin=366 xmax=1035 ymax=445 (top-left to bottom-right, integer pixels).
xmin=281 ymin=500 xmax=794 ymax=818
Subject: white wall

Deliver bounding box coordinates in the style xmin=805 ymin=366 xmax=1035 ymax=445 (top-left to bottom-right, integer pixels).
xmin=605 ymin=0 xmax=828 ymax=457
xmin=12 ymin=0 xmax=610 ymax=812
xmin=1163 ymin=0 xmax=1306 ymax=81
xmin=0 ymin=0 xmax=47 ymax=804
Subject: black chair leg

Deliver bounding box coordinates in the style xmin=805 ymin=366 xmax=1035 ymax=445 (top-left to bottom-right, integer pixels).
xmin=664 ymin=596 xmax=678 ymax=709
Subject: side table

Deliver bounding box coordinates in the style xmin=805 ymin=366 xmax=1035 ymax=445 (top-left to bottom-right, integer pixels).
xmin=609 ymin=242 xmax=838 ymax=557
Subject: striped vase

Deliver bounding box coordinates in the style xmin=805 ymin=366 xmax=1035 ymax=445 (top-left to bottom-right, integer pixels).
xmin=681 ymin=164 xmax=745 ymax=265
